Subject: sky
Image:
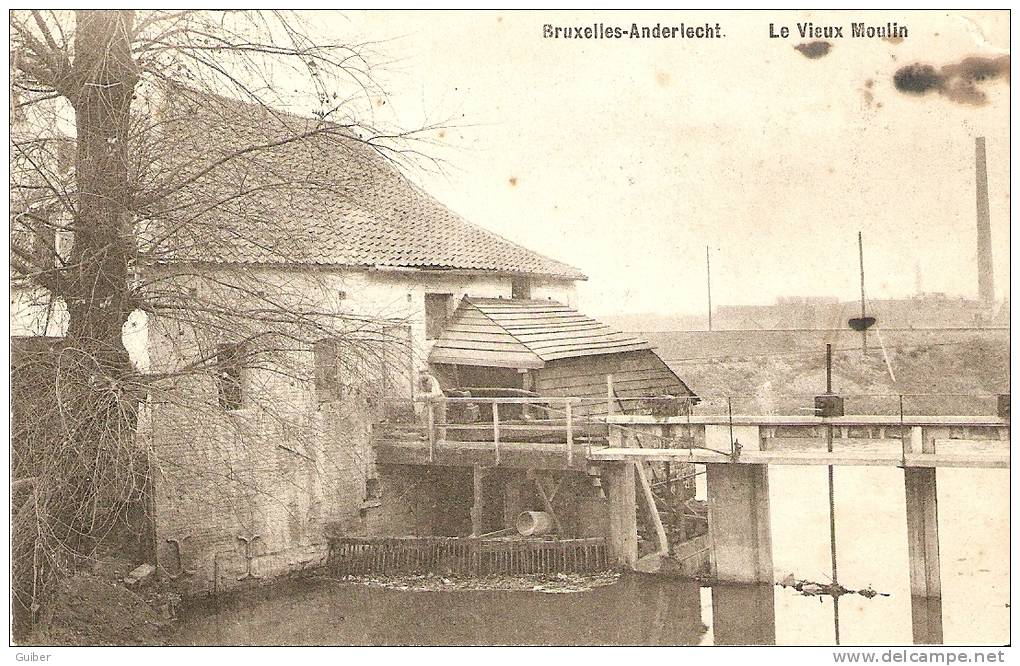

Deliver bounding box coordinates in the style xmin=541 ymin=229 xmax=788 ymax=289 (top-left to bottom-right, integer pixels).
xmin=271 ymin=11 xmax=1009 ymax=316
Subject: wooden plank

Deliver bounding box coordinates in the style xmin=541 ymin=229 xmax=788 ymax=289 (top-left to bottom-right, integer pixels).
xmin=538 ymin=369 xmax=673 ymax=389
xmin=517 ymin=330 xmax=629 ymax=344
xmin=434 ymin=330 xmax=528 ymax=344
xmin=501 ymin=322 xmax=614 ymax=335
xmin=492 ymin=402 xmax=500 ymax=466
xmin=491 ymin=314 xmax=591 ymax=326
xmin=540 ymin=343 xmax=656 ymax=360
xmin=527 ymin=338 xmax=650 ymax=354
xmin=374 ymin=439 xmax=591 ymax=470
xmin=428 ymin=348 xmax=545 ymax=369
xmin=566 ymin=401 xmax=573 ymax=466
xmin=533 ymin=475 xmax=563 ymax=533
xmin=439 ymin=323 xmax=516 ymax=333
xmin=472 ymin=301 xmax=573 ymax=311
xmin=537 ymin=368 xmax=676 ymax=388
xmin=607 ymin=414 xmax=1010 ymax=428
xmin=432 ymin=339 xmax=533 ymax=352
xmin=588 ymin=447 xmax=1008 ymax=469
xmin=903 ymin=452 xmax=1009 ymax=468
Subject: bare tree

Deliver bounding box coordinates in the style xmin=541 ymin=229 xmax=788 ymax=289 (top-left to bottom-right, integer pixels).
xmin=10 ymin=10 xmax=433 ymax=635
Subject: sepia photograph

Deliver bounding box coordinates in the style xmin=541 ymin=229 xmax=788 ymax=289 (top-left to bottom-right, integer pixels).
xmin=6 ymin=7 xmax=1011 ymax=656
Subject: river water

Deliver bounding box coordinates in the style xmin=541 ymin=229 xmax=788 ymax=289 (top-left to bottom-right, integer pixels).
xmin=173 ymin=465 xmax=1008 ymax=646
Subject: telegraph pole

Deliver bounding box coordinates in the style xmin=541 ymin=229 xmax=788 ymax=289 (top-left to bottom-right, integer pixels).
xmin=706 ymin=245 xmax=713 ymax=331
xmin=858 ymin=232 xmax=867 ymax=355
xmin=848 ymin=232 xmax=876 ymax=355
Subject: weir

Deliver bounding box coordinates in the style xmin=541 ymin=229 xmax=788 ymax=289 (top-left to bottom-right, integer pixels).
xmin=326 ymin=534 xmax=610 ymax=576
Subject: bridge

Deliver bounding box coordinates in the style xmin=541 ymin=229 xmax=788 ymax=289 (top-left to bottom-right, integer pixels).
xmin=376 ymin=397 xmax=1009 ymax=470
xmin=372 ymin=393 xmax=1009 ymax=644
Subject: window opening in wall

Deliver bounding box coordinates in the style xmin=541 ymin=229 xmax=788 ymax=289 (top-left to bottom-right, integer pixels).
xmin=314 ymin=337 xmax=342 ymax=403
xmin=217 ymin=342 xmax=245 ymax=410
xmin=425 ymin=293 xmax=453 ymax=340
xmin=511 ymin=277 xmax=531 ymax=300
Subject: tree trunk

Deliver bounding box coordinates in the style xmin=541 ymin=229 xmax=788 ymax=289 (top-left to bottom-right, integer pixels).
xmin=66 ymin=10 xmax=137 ymax=357
xmin=51 ymin=10 xmax=141 ymax=557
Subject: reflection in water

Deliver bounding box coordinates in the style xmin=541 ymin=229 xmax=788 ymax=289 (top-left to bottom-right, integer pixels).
xmin=711 ymin=584 xmax=776 ymax=645
xmin=175 ymin=575 xmax=715 ymax=646
xmin=172 ymin=465 xmax=1004 ymax=646
xmin=172 ymin=574 xmax=950 ymax=646
xmin=911 ymin=595 xmax=944 ymax=645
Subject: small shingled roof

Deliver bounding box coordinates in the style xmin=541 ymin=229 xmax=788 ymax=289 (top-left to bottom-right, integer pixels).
xmin=429 ymin=298 xmax=654 ymax=369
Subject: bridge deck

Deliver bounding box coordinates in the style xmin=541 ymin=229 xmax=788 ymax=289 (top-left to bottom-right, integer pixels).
xmin=373 ymin=400 xmax=1009 ymax=471
xmin=374 ymin=438 xmax=1008 ymax=469
xmin=586 ymin=446 xmax=1009 ymax=469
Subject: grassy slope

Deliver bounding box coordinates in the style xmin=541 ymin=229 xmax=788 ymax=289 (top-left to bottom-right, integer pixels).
xmin=657 ymin=335 xmax=1008 ymax=416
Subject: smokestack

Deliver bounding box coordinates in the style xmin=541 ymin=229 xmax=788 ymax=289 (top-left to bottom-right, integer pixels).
xmin=975 ymin=137 xmax=994 ymax=306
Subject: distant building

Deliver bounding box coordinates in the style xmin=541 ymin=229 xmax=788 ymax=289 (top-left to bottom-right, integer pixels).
xmin=712 ymin=293 xmax=999 ymax=330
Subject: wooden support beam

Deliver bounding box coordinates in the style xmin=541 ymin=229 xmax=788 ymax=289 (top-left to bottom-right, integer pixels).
xmin=426 ymin=402 xmax=436 ymax=462
xmin=706 ymin=463 xmax=773 ymax=584
xmin=470 ymin=464 xmax=486 ymax=537
xmin=533 ymin=474 xmax=563 ymax=534
xmin=492 ymin=402 xmax=500 ymax=466
xmin=606 ymin=374 xmax=614 ymax=416
xmin=635 ymin=461 xmax=669 ymax=559
xmin=565 ymin=401 xmax=574 ymax=466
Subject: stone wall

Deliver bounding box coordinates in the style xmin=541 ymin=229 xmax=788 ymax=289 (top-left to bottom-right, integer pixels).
xmin=144 ymin=396 xmax=374 ymax=595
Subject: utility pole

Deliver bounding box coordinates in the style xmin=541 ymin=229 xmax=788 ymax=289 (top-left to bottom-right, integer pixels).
xmin=848 ymin=231 xmax=876 ymax=355
xmin=858 ymin=232 xmax=867 ymax=355
xmin=825 ymin=343 xmax=840 ymax=644
xmin=706 ymin=245 xmax=713 ymax=331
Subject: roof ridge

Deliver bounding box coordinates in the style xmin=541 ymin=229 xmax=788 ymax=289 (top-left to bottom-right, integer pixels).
xmin=153 ymin=84 xmax=587 ymax=280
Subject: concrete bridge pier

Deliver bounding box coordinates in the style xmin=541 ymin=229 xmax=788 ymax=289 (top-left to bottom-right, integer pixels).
xmin=904 ymin=468 xmax=941 ymax=598
xmin=703 ymin=424 xmax=773 ymax=584
xmin=706 ymin=463 xmax=774 ymax=583
xmin=904 ymin=427 xmax=944 ymax=643
xmin=604 ymin=461 xmax=638 ymax=568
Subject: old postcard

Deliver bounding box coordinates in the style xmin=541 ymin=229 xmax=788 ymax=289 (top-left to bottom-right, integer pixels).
xmin=7 ymin=8 xmax=1011 ymax=656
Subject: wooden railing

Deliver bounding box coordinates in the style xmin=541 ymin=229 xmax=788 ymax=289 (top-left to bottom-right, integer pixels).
xmin=373 ymin=391 xmax=1009 ymax=470
xmin=426 ymin=396 xmax=583 ymax=466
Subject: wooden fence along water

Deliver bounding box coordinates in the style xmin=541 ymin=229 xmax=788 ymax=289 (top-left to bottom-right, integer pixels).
xmin=327 ymin=536 xmax=609 ymax=576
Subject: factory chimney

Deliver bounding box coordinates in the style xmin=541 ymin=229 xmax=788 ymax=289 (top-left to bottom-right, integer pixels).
xmin=974 ymin=137 xmax=995 ymax=306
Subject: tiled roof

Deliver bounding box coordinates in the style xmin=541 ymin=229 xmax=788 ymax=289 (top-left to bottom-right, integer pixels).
xmin=429 ymin=297 xmax=655 ymax=368
xmin=150 ymin=89 xmax=585 ymax=280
